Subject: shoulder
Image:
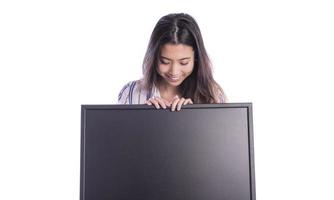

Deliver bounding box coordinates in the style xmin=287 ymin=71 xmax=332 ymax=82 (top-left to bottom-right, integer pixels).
xmin=118 ymin=79 xmax=146 ymax=104
xmin=214 ymin=82 xmax=227 ymax=103
xmin=218 ymin=90 xmax=227 ymax=103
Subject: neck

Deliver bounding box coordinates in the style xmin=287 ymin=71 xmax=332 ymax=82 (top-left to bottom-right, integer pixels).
xmin=157 ymin=80 xmax=181 ymax=98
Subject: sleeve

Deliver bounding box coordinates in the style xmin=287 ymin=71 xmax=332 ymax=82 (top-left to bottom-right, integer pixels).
xmin=117 ymin=81 xmax=132 ymax=104
xmin=215 ymin=84 xmax=227 ymax=103
xmin=219 ymin=90 xmax=228 ymax=103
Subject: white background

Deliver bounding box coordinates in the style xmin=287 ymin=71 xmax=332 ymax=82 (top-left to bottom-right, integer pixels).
xmin=1 ymin=0 xmax=333 ymax=199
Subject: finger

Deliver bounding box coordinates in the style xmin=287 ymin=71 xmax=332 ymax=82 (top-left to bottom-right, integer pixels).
xmin=145 ymin=100 xmax=152 ymax=105
xmin=150 ymin=98 xmax=160 ymax=109
xmin=171 ymin=96 xmax=180 ymax=111
xmin=176 ymin=98 xmax=186 ymax=111
xmin=155 ymin=97 xmax=167 ymax=109
xmin=163 ymin=99 xmax=171 ymax=107
xmin=183 ymin=99 xmax=193 ymax=105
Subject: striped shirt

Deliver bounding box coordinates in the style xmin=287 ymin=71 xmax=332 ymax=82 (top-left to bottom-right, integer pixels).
xmin=118 ymin=79 xmax=226 ymax=104
xmin=118 ymin=79 xmax=160 ymax=104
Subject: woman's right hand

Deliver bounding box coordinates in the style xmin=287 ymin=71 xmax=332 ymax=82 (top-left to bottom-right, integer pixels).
xmin=145 ymin=97 xmax=171 ymax=109
xmin=145 ymin=95 xmax=193 ymax=111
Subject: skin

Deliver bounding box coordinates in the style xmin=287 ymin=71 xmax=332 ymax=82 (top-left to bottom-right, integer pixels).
xmin=145 ymin=43 xmax=195 ymax=111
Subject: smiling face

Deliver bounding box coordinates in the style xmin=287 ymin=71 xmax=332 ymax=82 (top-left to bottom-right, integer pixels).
xmin=157 ymin=43 xmax=195 ymax=88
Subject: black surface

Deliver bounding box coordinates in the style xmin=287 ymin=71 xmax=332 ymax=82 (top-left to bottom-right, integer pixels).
xmin=80 ymin=103 xmax=255 ymax=200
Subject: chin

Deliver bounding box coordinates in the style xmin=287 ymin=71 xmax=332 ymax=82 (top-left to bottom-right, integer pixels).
xmin=168 ymin=82 xmax=181 ymax=87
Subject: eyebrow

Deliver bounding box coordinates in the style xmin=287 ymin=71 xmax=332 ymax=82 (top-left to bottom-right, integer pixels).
xmin=160 ymin=56 xmax=191 ymax=61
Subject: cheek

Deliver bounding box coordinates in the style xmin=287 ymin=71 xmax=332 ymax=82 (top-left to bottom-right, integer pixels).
xmin=183 ymin=64 xmax=194 ymax=75
xmin=157 ymin=64 xmax=170 ymax=73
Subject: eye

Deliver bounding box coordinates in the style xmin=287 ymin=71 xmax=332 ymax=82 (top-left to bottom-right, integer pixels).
xmin=160 ymin=59 xmax=170 ymax=65
xmin=180 ymin=62 xmax=189 ymax=66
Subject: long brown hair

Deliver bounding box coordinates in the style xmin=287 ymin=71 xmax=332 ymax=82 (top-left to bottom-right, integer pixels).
xmin=142 ymin=13 xmax=226 ymax=103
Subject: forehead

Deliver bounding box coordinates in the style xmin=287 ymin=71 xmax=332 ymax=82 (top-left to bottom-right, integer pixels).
xmin=160 ymin=43 xmax=194 ymax=59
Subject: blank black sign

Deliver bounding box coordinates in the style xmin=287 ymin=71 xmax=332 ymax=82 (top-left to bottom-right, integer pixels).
xmin=80 ymin=103 xmax=255 ymax=200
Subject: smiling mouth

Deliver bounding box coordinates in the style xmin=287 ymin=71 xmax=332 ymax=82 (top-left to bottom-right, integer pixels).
xmin=167 ymin=75 xmax=180 ymax=82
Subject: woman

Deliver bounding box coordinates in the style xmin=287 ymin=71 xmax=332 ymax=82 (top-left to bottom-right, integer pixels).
xmin=118 ymin=13 xmax=227 ymax=111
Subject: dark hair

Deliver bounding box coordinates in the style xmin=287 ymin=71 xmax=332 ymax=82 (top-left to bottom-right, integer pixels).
xmin=142 ymin=13 xmax=226 ymax=103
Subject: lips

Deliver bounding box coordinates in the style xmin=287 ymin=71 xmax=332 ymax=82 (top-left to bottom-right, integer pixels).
xmin=167 ymin=75 xmax=180 ymax=82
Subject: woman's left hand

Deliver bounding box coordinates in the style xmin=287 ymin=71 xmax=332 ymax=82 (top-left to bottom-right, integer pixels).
xmin=170 ymin=95 xmax=193 ymax=111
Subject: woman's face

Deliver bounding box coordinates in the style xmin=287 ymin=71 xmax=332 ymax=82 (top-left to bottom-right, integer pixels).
xmin=157 ymin=43 xmax=195 ymax=87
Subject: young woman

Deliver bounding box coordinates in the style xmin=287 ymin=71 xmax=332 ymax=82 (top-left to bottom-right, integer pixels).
xmin=118 ymin=13 xmax=227 ymax=111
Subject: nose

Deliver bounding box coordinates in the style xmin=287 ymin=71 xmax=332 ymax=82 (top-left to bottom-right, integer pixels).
xmin=169 ymin=63 xmax=180 ymax=76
